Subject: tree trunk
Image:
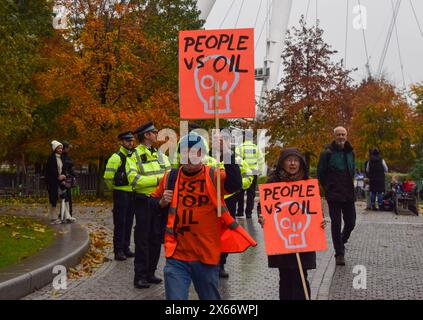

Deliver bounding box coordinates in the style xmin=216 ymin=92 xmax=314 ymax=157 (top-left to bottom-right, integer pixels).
xmin=96 ymin=155 xmax=105 ymax=198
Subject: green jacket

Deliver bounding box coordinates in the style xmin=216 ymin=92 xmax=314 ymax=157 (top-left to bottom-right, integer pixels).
xmin=127 ymin=144 xmax=171 ymax=196
xmin=236 ymin=141 xmax=265 ymax=176
xmin=317 ymin=141 xmax=355 ymax=202
xmin=103 ymin=146 xmax=133 ymax=192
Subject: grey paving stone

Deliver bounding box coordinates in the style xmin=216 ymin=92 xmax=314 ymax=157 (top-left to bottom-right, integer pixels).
xmin=5 ymin=198 xmax=421 ymax=300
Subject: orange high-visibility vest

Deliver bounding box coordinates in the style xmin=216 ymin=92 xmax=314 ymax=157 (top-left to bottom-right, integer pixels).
xmin=164 ymin=166 xmax=257 ymax=260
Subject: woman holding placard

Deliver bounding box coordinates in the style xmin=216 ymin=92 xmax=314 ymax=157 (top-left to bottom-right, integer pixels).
xmin=257 ymin=147 xmax=326 ymax=300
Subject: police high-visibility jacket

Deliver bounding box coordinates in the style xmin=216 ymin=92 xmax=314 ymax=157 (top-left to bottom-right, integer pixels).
xmin=151 ymin=166 xmax=257 ymax=265
xmin=103 ymin=146 xmax=133 ymax=192
xmin=236 ymin=141 xmax=265 ymax=176
xmin=127 ymin=144 xmax=171 ymax=196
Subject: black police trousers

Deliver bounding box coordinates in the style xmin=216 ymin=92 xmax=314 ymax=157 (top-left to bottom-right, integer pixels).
xmin=133 ymin=195 xmax=162 ymax=280
xmin=236 ymin=175 xmax=258 ymax=217
xmin=112 ymin=190 xmax=135 ymax=254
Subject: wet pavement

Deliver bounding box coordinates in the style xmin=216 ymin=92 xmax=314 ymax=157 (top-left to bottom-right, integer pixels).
xmin=2 ymin=198 xmax=422 ymax=300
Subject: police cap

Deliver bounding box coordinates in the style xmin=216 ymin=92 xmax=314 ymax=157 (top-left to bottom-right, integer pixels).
xmin=118 ymin=131 xmax=134 ymax=141
xmin=133 ymin=121 xmax=157 ymax=136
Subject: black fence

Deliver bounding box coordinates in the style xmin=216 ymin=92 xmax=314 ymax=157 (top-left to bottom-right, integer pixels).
xmin=0 ymin=173 xmax=99 ymax=197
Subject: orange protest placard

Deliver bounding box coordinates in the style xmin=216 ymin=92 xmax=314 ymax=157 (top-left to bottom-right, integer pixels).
xmin=258 ymin=179 xmax=327 ymax=255
xmin=179 ymin=28 xmax=255 ymax=119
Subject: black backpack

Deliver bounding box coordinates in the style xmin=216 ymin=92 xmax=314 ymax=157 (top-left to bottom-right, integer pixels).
xmin=113 ymin=152 xmax=129 ymax=186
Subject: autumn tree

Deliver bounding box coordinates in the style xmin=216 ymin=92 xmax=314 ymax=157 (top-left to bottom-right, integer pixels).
xmin=260 ymin=17 xmax=355 ymax=166
xmin=409 ymin=83 xmax=423 ymax=177
xmin=411 ymin=83 xmax=423 ymax=158
xmin=350 ymin=78 xmax=416 ymax=172
xmin=0 ymin=0 xmax=52 ymax=162
xmin=33 ymin=0 xmax=201 ymax=196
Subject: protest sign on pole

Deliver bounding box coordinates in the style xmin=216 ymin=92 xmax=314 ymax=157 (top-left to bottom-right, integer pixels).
xmin=258 ymin=178 xmax=327 ymax=255
xmin=258 ymin=178 xmax=327 ymax=300
xmin=179 ymin=28 xmax=255 ymax=119
xmin=179 ymin=28 xmax=255 ymax=217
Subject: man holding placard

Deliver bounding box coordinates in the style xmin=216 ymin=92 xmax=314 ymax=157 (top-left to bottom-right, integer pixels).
xmin=258 ymin=148 xmax=327 ymax=300
xmin=151 ymin=133 xmax=256 ymax=300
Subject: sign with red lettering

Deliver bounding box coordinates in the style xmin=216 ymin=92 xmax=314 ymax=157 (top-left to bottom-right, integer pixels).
xmin=179 ymin=28 xmax=255 ymax=119
xmin=258 ymin=179 xmax=327 ymax=255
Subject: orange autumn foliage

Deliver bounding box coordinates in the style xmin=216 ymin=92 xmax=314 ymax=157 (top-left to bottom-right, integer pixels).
xmin=35 ymin=1 xmax=179 ymax=162
xmin=350 ymin=79 xmax=416 ymax=171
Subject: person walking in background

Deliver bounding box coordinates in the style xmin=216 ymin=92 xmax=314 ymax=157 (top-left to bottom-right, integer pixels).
xmin=60 ymin=141 xmax=77 ymax=217
xmin=354 ymin=169 xmax=365 ymax=200
xmin=366 ymin=148 xmax=388 ymax=211
xmin=104 ymin=132 xmax=136 ymax=261
xmin=317 ymin=126 xmax=356 ymax=266
xmin=45 ymin=140 xmax=74 ymax=224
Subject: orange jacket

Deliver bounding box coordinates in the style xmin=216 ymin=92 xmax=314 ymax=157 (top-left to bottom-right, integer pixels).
xmin=152 ymin=166 xmax=256 ymax=263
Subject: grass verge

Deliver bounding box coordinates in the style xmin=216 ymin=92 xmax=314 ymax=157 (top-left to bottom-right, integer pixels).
xmin=0 ymin=215 xmax=55 ymax=269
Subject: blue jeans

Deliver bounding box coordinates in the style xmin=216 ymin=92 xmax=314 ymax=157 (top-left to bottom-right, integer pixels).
xmin=370 ymin=192 xmax=383 ymax=208
xmin=164 ymin=258 xmax=221 ymax=300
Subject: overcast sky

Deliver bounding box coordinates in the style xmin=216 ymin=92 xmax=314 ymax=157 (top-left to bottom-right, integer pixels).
xmin=204 ymin=0 xmax=423 ymax=96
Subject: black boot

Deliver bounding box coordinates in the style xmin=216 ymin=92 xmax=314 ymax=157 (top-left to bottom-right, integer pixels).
xmin=114 ymin=251 xmax=127 ymax=261
xmin=124 ymin=250 xmax=135 ymax=258
xmin=335 ymin=255 xmax=346 ymax=266
xmin=219 ymin=267 xmax=229 ymax=278
xmin=134 ymin=278 xmax=150 ymax=289
xmin=147 ymin=275 xmax=162 ymax=284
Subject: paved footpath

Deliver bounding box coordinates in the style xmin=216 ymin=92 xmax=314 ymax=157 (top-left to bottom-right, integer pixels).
xmin=1 ymin=199 xmax=422 ymax=300
xmin=329 ymin=202 xmax=423 ymax=300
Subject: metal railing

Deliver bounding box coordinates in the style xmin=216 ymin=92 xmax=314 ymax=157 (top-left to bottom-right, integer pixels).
xmin=0 ymin=173 xmax=99 ymax=197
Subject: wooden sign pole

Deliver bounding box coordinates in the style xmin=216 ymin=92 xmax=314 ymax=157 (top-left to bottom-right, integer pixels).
xmin=215 ymin=82 xmax=221 ymax=217
xmin=296 ymin=252 xmax=310 ymax=300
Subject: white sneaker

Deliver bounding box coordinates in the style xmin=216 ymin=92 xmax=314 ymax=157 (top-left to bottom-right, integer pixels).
xmin=50 ymin=219 xmax=62 ymax=225
xmin=67 ymin=217 xmax=76 ymax=223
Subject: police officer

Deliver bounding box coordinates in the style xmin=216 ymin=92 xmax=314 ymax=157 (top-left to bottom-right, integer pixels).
xmin=127 ymin=121 xmax=171 ymax=289
xmin=103 ymin=131 xmax=136 ymax=261
xmin=235 ymin=136 xmax=265 ymax=218
xmin=219 ymin=129 xmax=253 ymax=278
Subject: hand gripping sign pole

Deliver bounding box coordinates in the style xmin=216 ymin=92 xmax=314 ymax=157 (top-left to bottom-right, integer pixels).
xmin=215 ymin=82 xmax=221 ymax=217
xmin=296 ymin=253 xmax=310 ymax=300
